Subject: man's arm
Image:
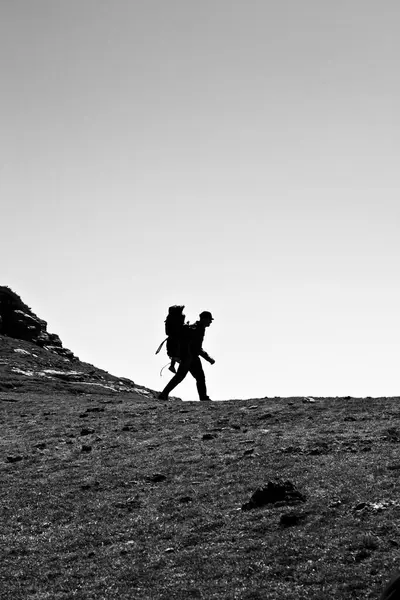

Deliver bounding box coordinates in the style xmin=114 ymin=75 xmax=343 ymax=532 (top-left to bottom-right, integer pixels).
xmin=199 ymin=349 xmax=215 ymax=364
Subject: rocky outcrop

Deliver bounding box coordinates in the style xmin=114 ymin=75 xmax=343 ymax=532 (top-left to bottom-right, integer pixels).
xmin=0 ymin=333 xmax=154 ymax=396
xmin=0 ymin=286 xmax=75 ymax=360
xmin=0 ymin=286 xmax=156 ymax=397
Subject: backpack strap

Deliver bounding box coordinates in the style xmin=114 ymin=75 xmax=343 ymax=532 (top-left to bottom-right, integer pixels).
xmin=155 ymin=337 xmax=168 ymax=355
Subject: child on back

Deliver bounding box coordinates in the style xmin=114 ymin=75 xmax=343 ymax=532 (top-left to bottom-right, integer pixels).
xmin=165 ymin=305 xmax=186 ymax=373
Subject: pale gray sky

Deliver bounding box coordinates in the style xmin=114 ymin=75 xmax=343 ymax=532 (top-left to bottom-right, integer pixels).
xmin=1 ymin=1 xmax=399 ymax=399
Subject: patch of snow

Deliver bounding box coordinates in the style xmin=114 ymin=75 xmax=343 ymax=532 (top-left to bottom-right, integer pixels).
xmin=134 ymin=388 xmax=151 ymax=396
xmin=370 ymin=500 xmax=400 ymax=511
xmin=11 ymin=368 xmax=35 ymax=376
xmin=14 ymin=348 xmax=31 ymax=355
xmin=42 ymin=370 xmax=83 ymax=376
xmin=77 ymin=382 xmax=118 ymax=391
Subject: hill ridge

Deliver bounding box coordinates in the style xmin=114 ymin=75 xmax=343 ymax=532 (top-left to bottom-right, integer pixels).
xmin=0 ymin=286 xmax=153 ymax=397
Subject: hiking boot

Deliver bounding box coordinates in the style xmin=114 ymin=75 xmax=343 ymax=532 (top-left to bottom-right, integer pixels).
xmin=200 ymin=397 xmax=212 ymax=402
xmin=157 ymin=392 xmax=169 ymax=401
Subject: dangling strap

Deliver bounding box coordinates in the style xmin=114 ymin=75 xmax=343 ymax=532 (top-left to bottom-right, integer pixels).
xmin=155 ymin=337 xmax=168 ymax=355
xmin=160 ymin=362 xmax=171 ymax=377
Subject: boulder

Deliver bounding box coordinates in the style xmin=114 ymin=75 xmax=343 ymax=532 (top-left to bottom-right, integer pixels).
xmin=0 ymin=286 xmax=76 ymax=360
xmin=241 ymin=479 xmax=306 ymax=511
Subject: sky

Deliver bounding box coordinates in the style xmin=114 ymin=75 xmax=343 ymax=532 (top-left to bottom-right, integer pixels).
xmin=1 ymin=0 xmax=400 ymax=400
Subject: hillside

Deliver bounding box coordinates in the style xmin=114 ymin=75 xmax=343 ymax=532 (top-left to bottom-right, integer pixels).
xmin=3 ymin=386 xmax=400 ymax=599
xmin=0 ymin=286 xmax=152 ymax=398
xmin=0 ymin=333 xmax=152 ymax=398
xmin=1 ymin=289 xmax=399 ymax=598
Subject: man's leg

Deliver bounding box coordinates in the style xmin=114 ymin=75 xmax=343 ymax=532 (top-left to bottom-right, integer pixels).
xmin=159 ymin=358 xmax=190 ymax=399
xmin=189 ymin=357 xmax=209 ymax=400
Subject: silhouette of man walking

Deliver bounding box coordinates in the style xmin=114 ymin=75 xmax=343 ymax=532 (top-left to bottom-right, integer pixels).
xmin=158 ymin=311 xmax=215 ymax=401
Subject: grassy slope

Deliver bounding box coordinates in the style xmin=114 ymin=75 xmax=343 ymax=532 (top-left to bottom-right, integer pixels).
xmin=1 ymin=391 xmax=400 ymax=599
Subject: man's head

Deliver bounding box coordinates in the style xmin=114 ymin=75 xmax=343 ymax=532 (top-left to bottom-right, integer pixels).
xmin=199 ymin=311 xmax=214 ymax=327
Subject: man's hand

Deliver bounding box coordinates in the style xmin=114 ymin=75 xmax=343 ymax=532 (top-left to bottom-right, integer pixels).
xmin=209 ymin=358 xmax=215 ymax=365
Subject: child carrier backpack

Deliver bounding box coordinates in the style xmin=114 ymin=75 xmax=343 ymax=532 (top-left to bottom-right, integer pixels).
xmin=155 ymin=305 xmax=186 ymax=359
